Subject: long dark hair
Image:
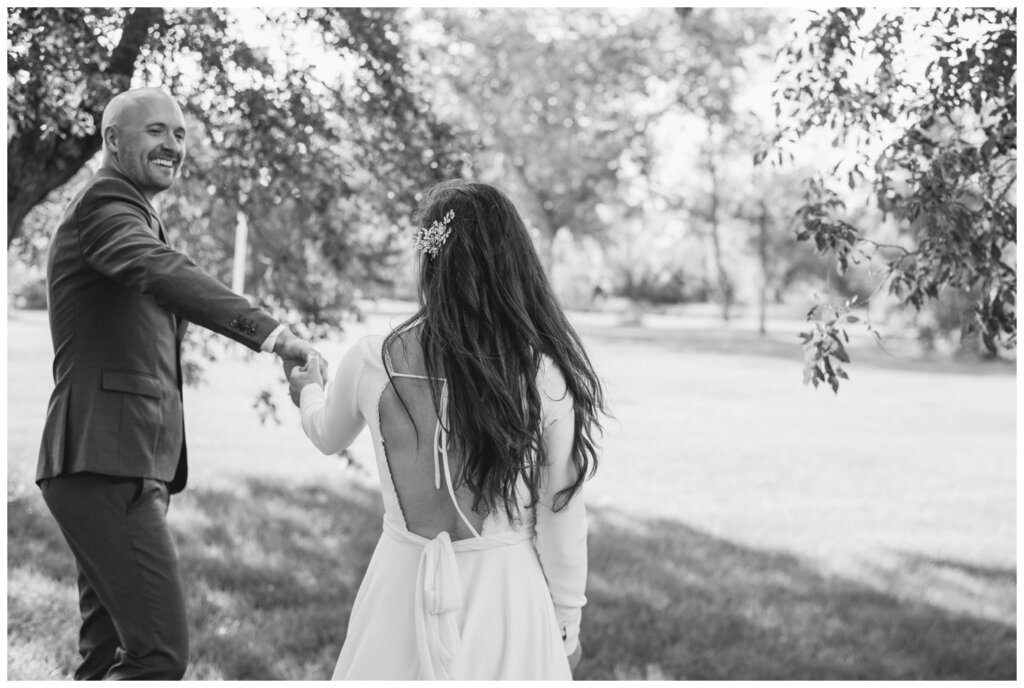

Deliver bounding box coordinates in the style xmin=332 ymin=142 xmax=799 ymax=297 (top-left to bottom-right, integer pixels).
xmin=384 ymin=180 xmax=605 ymax=519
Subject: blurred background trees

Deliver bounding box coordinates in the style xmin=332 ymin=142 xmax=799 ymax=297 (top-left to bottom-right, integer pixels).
xmin=7 ymin=7 xmax=1016 ymax=387
xmin=413 ymin=8 xmax=661 ymax=277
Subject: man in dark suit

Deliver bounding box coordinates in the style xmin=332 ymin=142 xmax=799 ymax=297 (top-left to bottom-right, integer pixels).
xmin=37 ymin=87 xmax=320 ymax=680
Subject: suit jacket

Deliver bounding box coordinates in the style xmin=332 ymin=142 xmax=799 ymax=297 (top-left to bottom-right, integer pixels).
xmin=37 ymin=167 xmax=280 ymax=494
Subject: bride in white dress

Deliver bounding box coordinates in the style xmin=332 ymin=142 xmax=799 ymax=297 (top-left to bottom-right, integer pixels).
xmin=287 ymin=180 xmax=606 ymax=680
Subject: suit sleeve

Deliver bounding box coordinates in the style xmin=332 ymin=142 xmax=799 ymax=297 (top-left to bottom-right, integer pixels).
xmin=534 ymin=357 xmax=588 ymax=656
xmin=77 ymin=179 xmax=278 ymax=351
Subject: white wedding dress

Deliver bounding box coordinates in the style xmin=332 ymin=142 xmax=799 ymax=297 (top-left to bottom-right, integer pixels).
xmin=299 ymin=333 xmax=588 ymax=680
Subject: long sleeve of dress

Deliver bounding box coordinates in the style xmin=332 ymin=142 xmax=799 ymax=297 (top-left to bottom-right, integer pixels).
xmin=300 ymin=339 xmax=368 ymax=455
xmin=533 ymin=359 xmax=588 ymax=655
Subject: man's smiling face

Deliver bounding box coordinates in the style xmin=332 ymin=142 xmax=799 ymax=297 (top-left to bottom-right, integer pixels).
xmin=107 ymin=92 xmax=187 ymax=200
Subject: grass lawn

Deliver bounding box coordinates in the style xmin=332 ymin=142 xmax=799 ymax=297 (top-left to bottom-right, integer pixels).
xmin=7 ymin=305 xmax=1016 ymax=679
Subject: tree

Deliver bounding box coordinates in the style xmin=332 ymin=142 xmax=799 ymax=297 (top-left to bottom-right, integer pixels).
xmin=645 ymin=8 xmax=783 ymax=321
xmin=767 ymin=8 xmax=1016 ymax=391
xmin=151 ymin=8 xmax=462 ymax=328
xmin=7 ymin=7 xmax=465 ymax=420
xmin=694 ymin=120 xmax=737 ymax=321
xmin=7 ymin=7 xmax=461 ymax=248
xmin=733 ymin=166 xmax=827 ymax=335
xmin=414 ymin=8 xmax=658 ymax=270
xmin=8 ymin=8 xmax=158 ymax=241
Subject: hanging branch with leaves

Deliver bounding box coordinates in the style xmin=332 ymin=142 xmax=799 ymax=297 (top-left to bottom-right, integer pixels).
xmin=766 ymin=8 xmax=1016 ymax=392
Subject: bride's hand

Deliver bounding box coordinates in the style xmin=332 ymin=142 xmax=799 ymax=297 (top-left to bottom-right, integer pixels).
xmin=288 ymin=353 xmax=325 ymax=407
xmin=568 ymin=640 xmax=582 ymax=676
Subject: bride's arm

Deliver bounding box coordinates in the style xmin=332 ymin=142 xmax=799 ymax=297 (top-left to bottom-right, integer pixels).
xmin=297 ymin=340 xmax=367 ymax=454
xmin=534 ymin=362 xmax=588 ymax=657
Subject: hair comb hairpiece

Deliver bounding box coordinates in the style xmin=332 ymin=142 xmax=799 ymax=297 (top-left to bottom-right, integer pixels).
xmin=414 ymin=209 xmax=455 ymax=259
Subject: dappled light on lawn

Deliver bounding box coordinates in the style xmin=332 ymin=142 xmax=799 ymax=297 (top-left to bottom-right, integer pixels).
xmin=7 ymin=309 xmax=1015 ymax=679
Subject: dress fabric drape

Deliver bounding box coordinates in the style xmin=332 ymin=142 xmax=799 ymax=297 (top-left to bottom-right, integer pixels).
xmin=300 ymin=334 xmax=587 ymax=680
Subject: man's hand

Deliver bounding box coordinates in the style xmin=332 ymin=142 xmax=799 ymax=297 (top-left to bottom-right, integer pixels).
xmin=274 ymin=330 xmax=327 ymax=383
xmin=273 ymin=329 xmax=315 ymax=360
xmin=568 ymin=640 xmax=583 ymax=676
xmin=288 ymin=353 xmax=325 ymax=407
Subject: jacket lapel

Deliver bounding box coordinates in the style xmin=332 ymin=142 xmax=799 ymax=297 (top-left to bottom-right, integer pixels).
xmin=155 ymin=216 xmax=169 ymax=245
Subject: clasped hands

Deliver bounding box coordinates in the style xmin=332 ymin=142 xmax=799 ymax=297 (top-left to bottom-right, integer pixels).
xmin=274 ymin=330 xmax=328 ymax=407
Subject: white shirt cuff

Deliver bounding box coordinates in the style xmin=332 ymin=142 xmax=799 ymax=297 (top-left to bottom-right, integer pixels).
xmin=261 ymin=324 xmax=287 ymax=353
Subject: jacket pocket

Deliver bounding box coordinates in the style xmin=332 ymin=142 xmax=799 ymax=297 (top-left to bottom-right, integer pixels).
xmin=101 ymin=370 xmax=162 ymax=399
xmin=99 ymin=371 xmax=165 ymax=464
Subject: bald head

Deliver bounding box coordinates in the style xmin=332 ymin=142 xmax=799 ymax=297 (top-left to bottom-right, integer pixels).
xmin=101 ymin=88 xmax=188 ymax=200
xmin=101 ymin=88 xmax=183 ymax=148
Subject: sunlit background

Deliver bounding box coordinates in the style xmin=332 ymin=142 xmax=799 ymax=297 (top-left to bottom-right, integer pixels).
xmin=7 ymin=7 xmax=1016 ymax=680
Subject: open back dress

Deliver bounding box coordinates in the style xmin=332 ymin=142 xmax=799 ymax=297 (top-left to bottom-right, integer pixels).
xmin=299 ymin=333 xmax=588 ymax=680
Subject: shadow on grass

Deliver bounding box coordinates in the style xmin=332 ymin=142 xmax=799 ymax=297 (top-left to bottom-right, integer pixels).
xmin=895 ymin=553 xmax=1016 ymax=585
xmin=578 ymin=509 xmax=1016 ymax=680
xmin=8 ymin=481 xmax=1016 ymax=680
xmin=7 ymin=479 xmax=385 ymax=680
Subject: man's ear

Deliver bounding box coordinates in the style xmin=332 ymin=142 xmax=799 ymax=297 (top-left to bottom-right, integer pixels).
xmin=103 ymin=126 xmax=118 ymax=153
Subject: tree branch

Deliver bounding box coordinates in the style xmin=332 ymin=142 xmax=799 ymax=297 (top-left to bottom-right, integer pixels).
xmin=7 ymin=8 xmax=162 ymax=244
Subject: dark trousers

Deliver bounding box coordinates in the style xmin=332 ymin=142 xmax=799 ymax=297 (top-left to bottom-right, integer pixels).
xmin=40 ymin=473 xmax=189 ymax=680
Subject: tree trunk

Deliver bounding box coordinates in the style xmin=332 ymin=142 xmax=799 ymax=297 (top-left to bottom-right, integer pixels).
xmin=8 ymin=134 xmax=101 ymax=244
xmin=6 ymin=8 xmax=161 ymax=245
xmin=757 ymin=199 xmax=770 ymax=335
xmin=704 ymin=129 xmax=732 ymax=322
